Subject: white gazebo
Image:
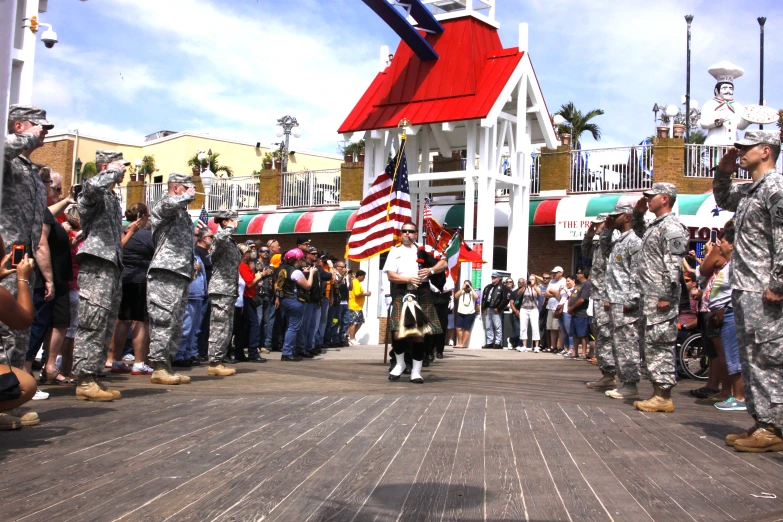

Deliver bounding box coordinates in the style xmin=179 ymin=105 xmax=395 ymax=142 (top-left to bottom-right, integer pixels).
xmin=339 ymin=0 xmax=558 ymax=346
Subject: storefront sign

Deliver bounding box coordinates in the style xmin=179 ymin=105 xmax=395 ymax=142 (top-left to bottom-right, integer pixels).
xmin=556 ymin=219 xmax=594 ymax=241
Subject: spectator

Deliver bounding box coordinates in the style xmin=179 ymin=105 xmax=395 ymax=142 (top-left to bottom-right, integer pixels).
xmin=110 ymin=203 xmax=154 ymax=376
xmin=255 ymin=242 xmax=275 ymax=352
xmin=235 ymin=244 xmax=264 ymax=362
xmin=59 ymin=205 xmax=82 ymax=383
xmin=517 ymin=275 xmax=542 ymax=352
xmin=173 ymin=253 xmax=208 ymax=367
xmin=544 ymin=267 xmax=566 ymax=352
xmin=276 ymin=248 xmax=314 ymax=361
xmin=314 ymin=252 xmax=335 ymax=351
xmin=327 ymin=261 xmax=349 ymax=347
xmin=194 ymin=228 xmax=214 ymax=361
xmin=568 ymin=269 xmax=592 ymax=359
xmin=229 ymin=272 xmax=245 ymax=363
xmin=302 ymin=247 xmax=323 ymax=356
xmin=481 ymin=272 xmax=507 ymax=348
xmin=507 ymin=278 xmax=524 ymax=349
xmin=538 ymin=273 xmax=551 ymax=350
xmin=558 ymin=275 xmax=575 ymax=356
xmin=454 ymin=279 xmax=478 ymax=348
xmin=347 ymin=269 xmax=370 ymax=346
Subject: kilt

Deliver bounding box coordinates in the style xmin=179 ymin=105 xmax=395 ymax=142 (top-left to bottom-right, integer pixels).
xmin=388 ymin=287 xmax=442 ymax=335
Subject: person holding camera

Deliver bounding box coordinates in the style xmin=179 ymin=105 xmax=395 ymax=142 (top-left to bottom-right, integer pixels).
xmin=454 ymin=280 xmax=478 ymax=348
xmin=481 ymin=272 xmax=508 ymax=348
xmin=513 ymin=276 xmax=542 ymax=352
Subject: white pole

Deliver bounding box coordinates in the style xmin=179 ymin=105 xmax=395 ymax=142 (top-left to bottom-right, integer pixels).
xmin=0 ymin=0 xmax=18 ymax=211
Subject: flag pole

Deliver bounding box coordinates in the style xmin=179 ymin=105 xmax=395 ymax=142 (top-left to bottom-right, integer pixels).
xmin=386 ymin=118 xmax=410 ymax=220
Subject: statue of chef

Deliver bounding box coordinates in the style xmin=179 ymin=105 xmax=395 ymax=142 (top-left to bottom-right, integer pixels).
xmin=698 ymin=61 xmax=750 ymax=145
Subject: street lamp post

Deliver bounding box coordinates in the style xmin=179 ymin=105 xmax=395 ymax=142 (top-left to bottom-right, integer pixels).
xmin=74 ymin=157 xmax=83 ymax=184
xmin=758 ymin=16 xmax=766 ymax=129
xmin=685 ymin=15 xmax=694 ymax=142
xmin=134 ymin=158 xmax=142 ymax=182
xmin=665 ymin=105 xmax=679 ymax=138
xmin=274 ymin=115 xmax=302 ymax=173
xmin=197 ymin=149 xmax=216 ymax=210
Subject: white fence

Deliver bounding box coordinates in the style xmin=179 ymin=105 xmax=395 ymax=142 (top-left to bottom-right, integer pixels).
xmin=145 ymin=182 xmax=165 ymax=209
xmin=570 ymin=145 xmax=653 ymax=193
xmin=279 ymin=168 xmax=341 ymax=208
xmin=115 ymin=185 xmax=127 ymax=214
xmin=684 ymin=144 xmax=758 ymax=181
xmin=207 ymin=175 xmax=259 ymax=211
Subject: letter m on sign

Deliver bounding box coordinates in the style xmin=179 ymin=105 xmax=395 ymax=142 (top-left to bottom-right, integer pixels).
xmin=361 ymin=0 xmax=444 ymax=61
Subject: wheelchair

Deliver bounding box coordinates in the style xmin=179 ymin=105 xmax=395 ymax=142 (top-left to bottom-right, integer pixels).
xmin=677 ymin=330 xmax=709 ymax=380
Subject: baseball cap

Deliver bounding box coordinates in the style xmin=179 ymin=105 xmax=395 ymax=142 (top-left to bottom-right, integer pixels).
xmin=643 ymin=182 xmax=677 ymax=199
xmin=96 ymin=150 xmax=130 ymax=166
xmin=551 ymin=266 xmax=564 ymax=273
xmin=8 ymin=104 xmax=54 ymax=129
xmin=168 ymin=172 xmax=195 ymax=187
xmin=735 ymin=130 xmax=781 ymax=147
xmin=296 ymin=235 xmax=310 ymax=245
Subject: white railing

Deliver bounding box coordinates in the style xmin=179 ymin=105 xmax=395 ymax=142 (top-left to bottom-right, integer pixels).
xmin=570 ymin=145 xmax=653 ymax=193
xmin=685 ymin=144 xmax=755 ymax=180
xmin=496 ymin=153 xmax=540 ymax=196
xmin=115 ymin=185 xmax=128 ymax=213
xmin=207 ymin=175 xmax=259 ymax=212
xmin=145 ymin=182 xmax=165 ymax=208
xmin=279 ymin=168 xmax=341 ymax=208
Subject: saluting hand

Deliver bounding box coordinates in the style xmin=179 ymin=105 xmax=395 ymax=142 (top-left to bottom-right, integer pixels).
xmin=718 ymin=148 xmax=739 ymax=174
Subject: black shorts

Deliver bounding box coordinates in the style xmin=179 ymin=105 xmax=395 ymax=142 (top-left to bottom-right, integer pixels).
xmin=118 ymin=281 xmax=147 ymax=322
xmin=51 ymin=291 xmax=71 ymax=328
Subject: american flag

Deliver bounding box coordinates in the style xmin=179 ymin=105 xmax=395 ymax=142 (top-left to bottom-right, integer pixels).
xmin=196 ymin=204 xmax=209 ymax=229
xmin=423 ymin=197 xmax=432 ymax=222
xmin=347 ymin=140 xmax=411 ymax=261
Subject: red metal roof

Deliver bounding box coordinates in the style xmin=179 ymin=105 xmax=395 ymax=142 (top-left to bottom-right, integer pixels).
xmin=338 ymin=17 xmax=523 ymax=134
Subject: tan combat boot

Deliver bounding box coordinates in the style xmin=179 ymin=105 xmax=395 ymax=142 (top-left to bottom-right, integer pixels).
xmin=0 ymin=413 xmax=22 ymax=430
xmin=150 ymin=361 xmax=181 ymax=385
xmin=606 ymin=382 xmax=639 ymax=399
xmin=6 ymin=408 xmax=40 ymax=426
xmin=587 ymin=373 xmax=616 ymax=389
xmin=733 ymin=426 xmax=783 ymax=453
xmin=76 ymin=376 xmax=115 ymax=401
xmin=96 ymin=381 xmax=122 ymax=400
xmin=725 ymin=423 xmax=759 ymax=447
xmin=208 ymin=363 xmax=236 ymax=377
xmin=169 ymin=361 xmax=191 ymax=384
xmin=633 ymin=385 xmax=674 ymax=412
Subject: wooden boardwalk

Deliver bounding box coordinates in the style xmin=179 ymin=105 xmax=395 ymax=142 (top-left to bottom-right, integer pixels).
xmin=2 ymin=349 xmax=782 ymax=521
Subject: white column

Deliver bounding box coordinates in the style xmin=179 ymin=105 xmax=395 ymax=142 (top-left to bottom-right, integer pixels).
xmin=0 ymin=0 xmax=17 ymax=210
xmin=359 ymin=255 xmax=381 ymax=345
xmin=509 ymin=75 xmax=530 ymax=277
xmin=12 ymin=0 xmax=39 ymax=104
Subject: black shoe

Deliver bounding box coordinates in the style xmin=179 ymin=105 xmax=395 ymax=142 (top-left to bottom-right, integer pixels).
xmin=429 ymin=353 xmax=435 ymax=362
xmin=422 ymin=359 xmax=430 ymax=368
xmin=248 ymin=356 xmax=267 ymax=363
xmin=403 ymin=368 xmax=411 ymax=375
xmin=224 ymin=357 xmax=237 ymax=364
xmin=299 ymin=352 xmax=315 ymax=359
xmin=436 ymin=353 xmax=444 ymax=359
xmin=482 ymin=344 xmax=492 ymax=348
xmin=190 ymin=357 xmax=201 ymax=366
xmin=281 ymin=355 xmax=302 ymax=361
xmin=172 ymin=359 xmax=192 ymax=368
xmin=235 ymin=355 xmax=249 ymax=362
xmin=307 ymin=350 xmax=322 ymax=356
xmin=493 ymin=343 xmax=502 ymax=349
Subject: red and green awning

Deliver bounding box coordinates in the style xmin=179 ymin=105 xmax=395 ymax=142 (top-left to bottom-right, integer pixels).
xmin=199 ymin=208 xmax=359 ymax=235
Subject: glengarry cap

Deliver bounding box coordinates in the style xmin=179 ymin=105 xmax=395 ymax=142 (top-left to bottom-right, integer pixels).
xmin=735 ymin=130 xmax=781 ymax=148
xmin=643 ymin=182 xmax=677 ymax=199
xmin=8 ymin=104 xmax=54 ymax=129
xmin=214 ymin=209 xmax=238 ymax=220
xmin=168 ymin=172 xmax=195 ymax=188
xmin=95 ymin=149 xmax=130 ymax=166
xmin=608 ymin=203 xmax=634 ymax=216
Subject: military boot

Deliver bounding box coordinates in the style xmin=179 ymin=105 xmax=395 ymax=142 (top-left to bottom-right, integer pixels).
xmin=150 ymin=361 xmax=181 ymax=385
xmin=733 ymin=426 xmax=783 ymax=453
xmin=6 ymin=408 xmax=40 ymax=426
xmin=76 ymin=376 xmax=115 ymax=401
xmin=725 ymin=423 xmax=759 ymax=447
xmin=208 ymin=363 xmax=236 ymax=377
xmin=96 ymin=381 xmax=122 ymax=400
xmin=169 ymin=360 xmax=191 ymax=384
xmin=0 ymin=413 xmax=23 ymax=430
xmin=587 ymin=373 xmax=616 ymax=389
xmin=605 ymin=382 xmax=639 ymax=399
xmin=633 ymin=385 xmax=674 ymax=412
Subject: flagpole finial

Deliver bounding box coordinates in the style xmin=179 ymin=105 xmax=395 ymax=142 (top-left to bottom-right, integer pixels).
xmin=398 ymin=118 xmax=410 ymax=139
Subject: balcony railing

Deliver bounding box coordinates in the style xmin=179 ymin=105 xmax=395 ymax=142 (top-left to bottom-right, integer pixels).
xmin=570 ymin=146 xmax=653 ymax=193
xmin=207 ymin=175 xmax=259 ymax=211
xmin=685 ymin=144 xmax=754 ymax=180
xmin=145 ymin=182 xmax=165 ymax=209
xmin=115 ymin=185 xmax=127 ymax=213
xmin=279 ymin=168 xmax=341 ymax=208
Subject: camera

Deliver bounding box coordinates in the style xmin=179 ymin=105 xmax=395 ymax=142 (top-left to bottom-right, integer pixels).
xmin=41 ymin=28 xmax=58 ymax=48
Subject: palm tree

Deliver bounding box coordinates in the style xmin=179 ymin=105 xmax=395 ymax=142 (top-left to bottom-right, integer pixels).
xmin=187 ymin=151 xmax=234 ymax=178
xmin=554 ymin=102 xmax=604 ymax=147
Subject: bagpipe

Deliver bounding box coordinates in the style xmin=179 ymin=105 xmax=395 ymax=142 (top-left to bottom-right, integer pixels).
xmin=398 ymin=240 xmax=444 ymax=339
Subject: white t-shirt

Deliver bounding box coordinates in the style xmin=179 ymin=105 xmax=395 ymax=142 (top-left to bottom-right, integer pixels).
xmin=546 ymin=277 xmax=566 ymax=310
xmin=235 ymin=274 xmax=246 ymax=308
xmin=290 ymin=269 xmax=304 ymax=296
xmin=383 ymin=244 xmax=420 ymax=279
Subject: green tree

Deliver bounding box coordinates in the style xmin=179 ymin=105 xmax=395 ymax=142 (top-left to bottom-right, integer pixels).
xmin=138 ymin=154 xmax=156 ymax=181
xmin=81 ymin=161 xmax=97 ymax=179
xmin=554 ymin=102 xmax=604 ymax=147
xmin=187 ymin=151 xmax=234 ymax=178
xmin=687 ymin=130 xmax=706 ymax=144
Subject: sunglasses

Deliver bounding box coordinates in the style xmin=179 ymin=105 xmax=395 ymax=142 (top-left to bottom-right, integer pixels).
xmin=401 ymin=230 xmax=418 ymax=234
xmin=260 ymin=249 xmax=269 ymax=253
xmin=52 ymin=186 xmax=62 ymax=193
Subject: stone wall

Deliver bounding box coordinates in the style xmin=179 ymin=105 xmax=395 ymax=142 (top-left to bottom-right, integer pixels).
xmin=30 ymin=139 xmax=74 ymax=194
xmin=539 ymin=144 xmax=571 ymax=192
xmin=340 ymin=162 xmax=364 ymax=203
xmin=651 ymin=137 xmax=714 ymax=193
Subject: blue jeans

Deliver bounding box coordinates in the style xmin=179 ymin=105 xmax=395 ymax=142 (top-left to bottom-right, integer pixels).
xmin=298 ymin=301 xmax=315 ymax=354
xmin=328 ymin=303 xmax=348 ymax=343
xmin=257 ymin=298 xmax=276 ymax=348
xmin=197 ymin=300 xmax=210 ymax=358
xmin=27 ymin=286 xmax=54 ymax=362
xmin=281 ymin=298 xmax=304 ymax=357
xmin=238 ymin=296 xmax=260 ymax=358
xmin=559 ymin=312 xmax=573 ymax=349
xmin=510 ymin=313 xmax=521 ymax=347
xmin=176 ymin=298 xmax=206 ymax=360
xmin=720 ymin=310 xmax=742 ymax=376
xmin=307 ymin=302 xmax=321 ymax=351
xmin=315 ymin=297 xmax=330 ymax=346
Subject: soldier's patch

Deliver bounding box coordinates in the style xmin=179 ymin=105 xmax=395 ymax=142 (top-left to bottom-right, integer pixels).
xmin=616 ymin=255 xmax=622 ymax=261
xmin=775 ymin=205 xmax=783 ymax=225
xmin=668 ymin=237 xmax=688 ymax=255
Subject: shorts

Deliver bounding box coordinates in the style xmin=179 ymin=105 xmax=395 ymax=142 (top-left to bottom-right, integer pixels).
xmin=66 ymin=289 xmax=79 ymax=339
xmin=455 ymin=312 xmax=476 ymax=330
xmin=446 ymin=313 xmax=454 ymax=330
xmin=546 ymin=309 xmax=559 ymax=330
xmin=118 ymin=281 xmax=148 ymax=322
xmin=569 ymin=316 xmax=590 ymax=338
xmin=348 ymin=310 xmax=365 ymax=325
xmin=52 ymin=291 xmax=71 ymax=328
xmin=704 ymin=310 xmax=722 ymax=339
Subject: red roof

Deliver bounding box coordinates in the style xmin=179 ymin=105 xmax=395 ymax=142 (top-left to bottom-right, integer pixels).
xmin=338 ymin=17 xmax=523 ymax=134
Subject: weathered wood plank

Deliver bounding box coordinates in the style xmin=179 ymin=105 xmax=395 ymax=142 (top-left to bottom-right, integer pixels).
xmin=483 ymin=396 xmax=526 ymax=522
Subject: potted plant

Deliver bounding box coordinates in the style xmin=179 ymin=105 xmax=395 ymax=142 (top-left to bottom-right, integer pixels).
xmin=343 ymin=142 xmax=356 ymax=163
xmin=272 ymin=149 xmax=282 ymax=170
xmin=672 ymin=113 xmax=686 ymax=138
xmin=777 ymin=109 xmax=783 ymax=139
xmin=263 ymin=152 xmax=273 ymax=170
xmin=356 ymin=139 xmax=366 ymax=163
xmin=138 ymin=155 xmax=156 ymax=182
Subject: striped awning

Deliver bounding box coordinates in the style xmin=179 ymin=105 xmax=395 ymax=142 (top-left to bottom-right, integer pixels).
xmin=428 ymin=199 xmax=559 ymax=228
xmin=200 ymin=208 xmax=359 ymax=235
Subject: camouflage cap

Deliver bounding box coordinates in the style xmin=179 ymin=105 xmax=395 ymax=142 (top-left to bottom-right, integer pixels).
xmin=214 ymin=209 xmax=238 ymax=220
xmin=591 ymin=213 xmax=608 ymax=224
xmin=735 ymin=130 xmax=781 ymax=147
xmin=643 ymin=182 xmax=677 ymax=199
xmin=608 ymin=203 xmax=634 ymax=216
xmin=168 ymin=172 xmax=195 ymax=188
xmin=95 ymin=149 xmax=130 ymax=166
xmin=8 ymin=104 xmax=54 ymax=129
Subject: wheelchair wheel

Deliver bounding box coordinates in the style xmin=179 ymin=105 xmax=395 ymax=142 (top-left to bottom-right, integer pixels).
xmin=678 ymin=332 xmax=709 ymax=380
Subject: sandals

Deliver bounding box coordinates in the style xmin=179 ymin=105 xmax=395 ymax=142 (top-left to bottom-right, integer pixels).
xmin=45 ymin=370 xmax=77 ymax=386
xmin=690 ymin=387 xmax=719 ymax=399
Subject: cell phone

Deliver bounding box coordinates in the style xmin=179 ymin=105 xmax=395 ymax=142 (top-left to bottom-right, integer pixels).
xmin=11 ymin=244 xmax=25 ymax=267
xmin=710 ymin=230 xmax=718 ymax=243
xmin=73 ymin=184 xmax=83 ymax=197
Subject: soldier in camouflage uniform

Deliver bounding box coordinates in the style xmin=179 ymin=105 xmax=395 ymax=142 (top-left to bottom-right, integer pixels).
xmin=1 ymin=107 xmax=51 ymax=371
xmin=147 ymin=173 xmax=196 ymax=385
xmin=602 ymin=203 xmax=643 ymax=399
xmin=206 ymin=210 xmax=241 ymax=377
xmin=714 ymin=131 xmax=783 ymax=452
xmin=72 ymin=150 xmax=129 ymax=402
xmin=631 ymin=182 xmax=689 ymax=413
xmin=582 ymin=214 xmax=616 ymax=389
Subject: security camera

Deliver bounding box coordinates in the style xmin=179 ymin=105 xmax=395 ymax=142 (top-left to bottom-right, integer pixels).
xmin=41 ymin=28 xmax=58 ymax=48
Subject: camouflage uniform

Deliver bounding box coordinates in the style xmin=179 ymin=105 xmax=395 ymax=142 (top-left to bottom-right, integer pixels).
xmin=72 ymin=156 xmax=125 ymax=376
xmin=147 ymin=174 xmax=196 ymax=363
xmin=0 ymin=132 xmax=46 ymax=368
xmin=207 ymin=217 xmax=241 ymax=363
xmin=633 ymin=188 xmax=689 ymax=390
xmin=714 ymin=134 xmax=783 ymax=429
xmin=602 ymin=213 xmax=643 ymax=384
xmin=582 ymin=220 xmax=614 ymax=373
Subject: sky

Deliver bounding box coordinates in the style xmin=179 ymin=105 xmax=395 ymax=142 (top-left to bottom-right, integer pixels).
xmin=31 ymin=0 xmax=783 ymax=158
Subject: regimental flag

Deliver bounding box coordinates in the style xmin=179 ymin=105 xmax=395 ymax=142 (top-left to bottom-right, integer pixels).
xmin=196 ymin=205 xmax=209 ymax=230
xmin=443 ymin=228 xmax=461 ymax=283
xmin=425 ymin=217 xmax=452 ymax=253
xmin=347 ymin=141 xmax=412 ymax=261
